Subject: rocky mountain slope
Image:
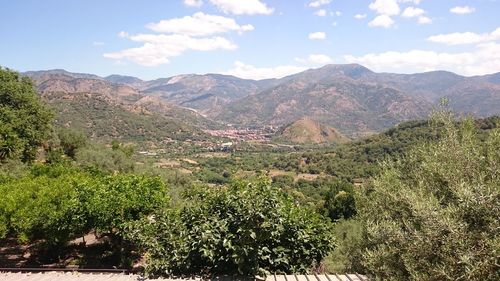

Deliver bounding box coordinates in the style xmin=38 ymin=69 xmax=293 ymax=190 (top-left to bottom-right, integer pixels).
xmin=25 ymin=71 xmax=216 ymax=142
xmin=218 ymin=64 xmax=499 ymax=136
xmin=139 ymin=74 xmax=277 ymax=117
xmin=219 ymin=69 xmax=432 ymax=137
xmin=24 ymin=64 xmax=500 ymax=138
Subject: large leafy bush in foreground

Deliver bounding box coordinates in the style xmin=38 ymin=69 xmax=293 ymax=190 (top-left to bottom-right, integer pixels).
xmin=357 ymin=112 xmax=500 ymax=281
xmin=127 ymin=180 xmax=335 ymax=277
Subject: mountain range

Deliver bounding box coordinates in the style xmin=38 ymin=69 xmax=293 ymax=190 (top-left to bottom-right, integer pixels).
xmin=24 ymin=64 xmax=500 ymax=140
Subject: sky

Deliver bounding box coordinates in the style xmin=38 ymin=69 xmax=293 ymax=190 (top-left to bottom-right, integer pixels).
xmin=1 ymin=0 xmax=499 ymax=80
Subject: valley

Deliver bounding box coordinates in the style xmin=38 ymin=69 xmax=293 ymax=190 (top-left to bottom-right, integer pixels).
xmin=1 ymin=65 xmax=499 ymax=279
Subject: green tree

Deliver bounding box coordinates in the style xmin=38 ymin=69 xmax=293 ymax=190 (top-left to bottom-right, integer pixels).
xmin=324 ymin=181 xmax=357 ymax=221
xmin=0 ymin=67 xmax=53 ymax=162
xmin=126 ymin=179 xmax=335 ymax=277
xmin=58 ymin=128 xmax=88 ymax=159
xmin=357 ymin=112 xmax=500 ymax=281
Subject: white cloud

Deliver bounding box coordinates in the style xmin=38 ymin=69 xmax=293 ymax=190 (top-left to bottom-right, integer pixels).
xmin=184 ymin=0 xmax=203 ymax=7
xmin=401 ymin=7 xmax=431 ymax=24
xmin=209 ymin=0 xmax=274 ymax=15
xmin=308 ymin=31 xmax=327 ymax=40
xmin=335 ymin=11 xmax=342 ymax=16
xmin=369 ymin=15 xmax=395 ymax=28
xmin=418 ymin=16 xmax=432 ymax=24
xmin=118 ymin=31 xmax=129 ymax=38
xmin=92 ymin=41 xmax=105 ymax=46
xmin=369 ymin=0 xmax=400 ymax=16
xmin=223 ymin=61 xmax=307 ymax=80
xmin=398 ymin=0 xmax=421 ymax=4
xmin=146 ymin=12 xmax=253 ymax=37
xmin=309 ymin=0 xmax=331 ymax=8
xmin=402 ymin=7 xmax=424 ymax=17
xmin=344 ymin=43 xmax=500 ymax=76
xmin=105 ymin=33 xmax=236 ymax=66
xmin=314 ymin=9 xmax=327 ymax=17
xmin=355 ymin=14 xmax=367 ymax=19
xmin=428 ymin=27 xmax=500 ymax=45
xmin=450 ymin=6 xmax=475 ymax=15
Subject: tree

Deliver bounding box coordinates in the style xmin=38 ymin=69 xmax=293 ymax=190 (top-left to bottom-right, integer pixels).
xmin=58 ymin=128 xmax=87 ymax=159
xmin=357 ymin=112 xmax=500 ymax=281
xmin=0 ymin=67 xmax=53 ymax=162
xmin=126 ymin=179 xmax=335 ymax=277
xmin=323 ymin=180 xmax=357 ymax=221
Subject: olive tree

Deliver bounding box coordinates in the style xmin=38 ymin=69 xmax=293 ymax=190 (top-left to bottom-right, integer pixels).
xmin=357 ymin=112 xmax=500 ymax=281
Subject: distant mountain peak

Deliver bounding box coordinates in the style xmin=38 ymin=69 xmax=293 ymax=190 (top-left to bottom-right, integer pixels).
xmin=319 ymin=63 xmax=374 ymax=78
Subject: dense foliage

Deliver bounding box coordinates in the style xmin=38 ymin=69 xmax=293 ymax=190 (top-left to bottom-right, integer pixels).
xmin=0 ymin=68 xmax=53 ymax=162
xmin=0 ymin=165 xmax=168 ymax=248
xmin=1 ymin=73 xmax=498 ymax=278
xmin=357 ymin=112 xmax=500 ymax=280
xmin=126 ymin=179 xmax=335 ymax=277
xmin=323 ymin=181 xmax=356 ymax=221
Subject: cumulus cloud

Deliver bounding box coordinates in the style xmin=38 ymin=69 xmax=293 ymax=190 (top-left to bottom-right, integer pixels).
xmin=344 ymin=43 xmax=500 ymax=76
xmin=309 ymin=0 xmax=331 ymax=8
xmin=428 ymin=27 xmax=500 ymax=45
xmin=402 ymin=7 xmax=424 ymax=17
xmin=450 ymin=6 xmax=476 ymax=15
xmin=369 ymin=0 xmax=400 ymax=16
xmin=295 ymin=54 xmax=333 ymax=65
xmin=184 ymin=0 xmax=203 ymax=7
xmin=369 ymin=15 xmax=395 ymax=28
xmin=308 ymin=31 xmax=327 ymax=40
xmin=314 ymin=9 xmax=327 ymax=17
xmin=104 ymin=12 xmax=253 ymax=66
xmin=104 ymin=34 xmax=236 ymax=66
xmin=418 ymin=16 xmax=432 ymax=24
xmin=209 ymin=0 xmax=274 ymax=15
xmin=354 ymin=14 xmax=367 ymax=19
xmin=402 ymin=7 xmax=431 ymax=24
xmin=146 ymin=12 xmax=253 ymax=36
xmin=223 ymin=61 xmax=307 ymax=80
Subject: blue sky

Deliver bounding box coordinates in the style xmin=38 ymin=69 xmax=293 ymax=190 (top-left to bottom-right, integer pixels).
xmin=1 ymin=0 xmax=499 ymax=80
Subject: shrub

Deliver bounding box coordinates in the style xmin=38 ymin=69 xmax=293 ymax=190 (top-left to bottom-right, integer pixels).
xmin=126 ymin=179 xmax=335 ymax=277
xmin=0 ymin=164 xmax=168 ymax=247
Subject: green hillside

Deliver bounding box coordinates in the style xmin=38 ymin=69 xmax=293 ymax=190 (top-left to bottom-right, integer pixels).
xmin=43 ymin=91 xmax=206 ymax=142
